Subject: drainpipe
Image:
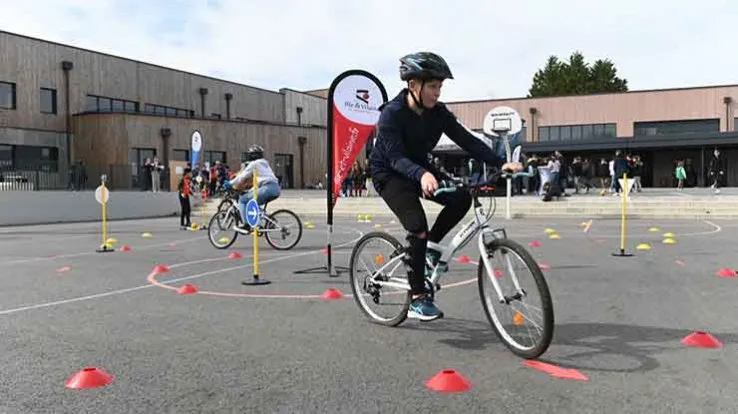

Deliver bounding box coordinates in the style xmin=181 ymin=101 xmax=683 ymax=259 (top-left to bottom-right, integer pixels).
xmin=199 ymin=88 xmax=208 ymax=117
xmin=723 ymin=96 xmax=732 ymax=132
xmin=62 ymin=60 xmax=74 ymax=167
xmin=529 ymin=107 xmax=538 ymax=141
xmin=225 ymin=93 xmax=232 ymax=119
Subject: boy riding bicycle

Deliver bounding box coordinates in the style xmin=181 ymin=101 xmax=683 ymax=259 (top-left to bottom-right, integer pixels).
xmin=369 ymin=51 xmax=523 ymax=321
xmin=222 ymin=144 xmax=281 ymax=235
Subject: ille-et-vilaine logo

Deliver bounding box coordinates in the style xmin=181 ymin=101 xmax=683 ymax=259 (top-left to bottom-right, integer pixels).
xmin=355 ymin=89 xmax=370 ymax=104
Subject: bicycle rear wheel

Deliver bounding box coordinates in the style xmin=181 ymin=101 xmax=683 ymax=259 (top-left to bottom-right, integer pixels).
xmin=477 ymin=237 xmax=554 ymax=359
xmin=349 ymin=232 xmax=412 ymax=327
xmin=264 ymin=209 xmax=303 ymax=250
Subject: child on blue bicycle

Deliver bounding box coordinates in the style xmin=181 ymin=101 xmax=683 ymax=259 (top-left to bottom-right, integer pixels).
xmin=222 ymin=144 xmax=281 ymax=234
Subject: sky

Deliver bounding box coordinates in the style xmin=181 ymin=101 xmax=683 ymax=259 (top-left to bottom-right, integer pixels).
xmin=1 ymin=0 xmax=737 ymax=102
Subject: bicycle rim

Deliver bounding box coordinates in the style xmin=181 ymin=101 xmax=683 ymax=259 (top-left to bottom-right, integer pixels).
xmin=477 ymin=237 xmax=554 ymax=359
xmin=349 ymin=232 xmax=411 ymax=327
xmin=208 ymin=209 xmax=239 ymax=249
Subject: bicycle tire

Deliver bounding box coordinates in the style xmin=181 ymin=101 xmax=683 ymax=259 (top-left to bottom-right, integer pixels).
xmin=207 ymin=209 xmax=239 ymax=250
xmin=349 ymin=231 xmax=411 ymax=327
xmin=264 ymin=209 xmax=303 ymax=251
xmin=477 ymin=237 xmax=554 ymax=359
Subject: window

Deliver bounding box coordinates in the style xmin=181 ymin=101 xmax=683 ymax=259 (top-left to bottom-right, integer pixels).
xmin=143 ymin=103 xmax=193 ymax=118
xmin=86 ymin=95 xmax=138 ymax=113
xmin=3 ymin=144 xmax=59 ymax=172
xmin=173 ymin=149 xmax=190 ymax=162
xmin=0 ymin=82 xmax=16 ymax=109
xmin=40 ymin=88 xmax=57 ymax=114
xmin=633 ymin=119 xmax=719 ymax=136
xmin=204 ymin=151 xmax=226 ymax=165
xmin=537 ymin=123 xmax=617 ymax=142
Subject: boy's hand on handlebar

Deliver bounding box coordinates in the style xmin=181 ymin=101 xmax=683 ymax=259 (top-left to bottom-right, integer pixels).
xmin=501 ymin=162 xmax=523 ymax=173
xmin=421 ymin=172 xmax=438 ymax=198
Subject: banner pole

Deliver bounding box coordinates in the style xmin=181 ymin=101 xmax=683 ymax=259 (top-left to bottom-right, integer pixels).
xmin=293 ymin=69 xmax=387 ymax=277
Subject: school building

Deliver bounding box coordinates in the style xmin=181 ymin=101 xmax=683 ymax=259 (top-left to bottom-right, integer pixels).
xmin=309 ymin=82 xmax=738 ymax=188
xmin=0 ymin=30 xmax=330 ymax=191
xmin=2 ymin=27 xmax=736 ymax=191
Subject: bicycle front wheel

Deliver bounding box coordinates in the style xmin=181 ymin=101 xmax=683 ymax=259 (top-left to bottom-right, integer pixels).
xmin=207 ymin=209 xmax=240 ymax=249
xmin=477 ymin=237 xmax=554 ymax=359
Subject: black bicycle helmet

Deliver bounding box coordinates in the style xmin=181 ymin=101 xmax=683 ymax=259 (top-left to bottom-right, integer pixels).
xmin=399 ymin=52 xmax=454 ymax=82
xmin=247 ymin=144 xmax=264 ymax=161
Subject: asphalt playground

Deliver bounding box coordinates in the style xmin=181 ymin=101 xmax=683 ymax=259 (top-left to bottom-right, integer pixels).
xmin=1 ymin=211 xmax=737 ymax=413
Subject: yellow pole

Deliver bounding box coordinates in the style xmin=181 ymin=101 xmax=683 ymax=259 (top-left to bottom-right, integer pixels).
xmin=620 ymin=173 xmax=628 ymax=253
xmin=102 ymin=182 xmax=108 ymax=248
xmin=200 ymin=190 xmax=207 ymax=229
xmin=253 ymin=169 xmax=259 ymax=277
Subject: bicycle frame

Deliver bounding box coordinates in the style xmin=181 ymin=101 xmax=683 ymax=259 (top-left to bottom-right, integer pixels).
xmin=219 ymin=199 xmax=282 ymax=234
xmin=366 ymin=185 xmax=511 ymax=300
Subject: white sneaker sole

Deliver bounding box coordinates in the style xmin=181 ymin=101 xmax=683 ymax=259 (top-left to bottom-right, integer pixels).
xmin=408 ymin=309 xmax=444 ymax=321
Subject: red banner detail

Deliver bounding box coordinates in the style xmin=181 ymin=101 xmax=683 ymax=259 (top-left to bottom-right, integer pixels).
xmin=331 ymin=105 xmax=376 ymax=206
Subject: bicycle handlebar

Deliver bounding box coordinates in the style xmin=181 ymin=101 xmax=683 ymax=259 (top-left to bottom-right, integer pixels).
xmin=433 ymin=168 xmax=513 ymax=197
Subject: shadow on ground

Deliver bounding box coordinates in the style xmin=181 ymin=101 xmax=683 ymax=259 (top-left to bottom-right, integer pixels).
xmin=398 ymin=318 xmax=736 ymax=374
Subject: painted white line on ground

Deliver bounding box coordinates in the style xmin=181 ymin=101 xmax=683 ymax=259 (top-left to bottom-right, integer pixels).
xmin=0 ymin=226 xmax=365 ymax=316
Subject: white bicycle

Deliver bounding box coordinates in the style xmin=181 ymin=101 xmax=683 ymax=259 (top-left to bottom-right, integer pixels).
xmin=348 ymin=171 xmax=554 ymax=359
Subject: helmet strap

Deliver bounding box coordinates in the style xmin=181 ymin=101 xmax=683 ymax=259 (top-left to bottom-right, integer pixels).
xmin=408 ymin=80 xmax=426 ymax=111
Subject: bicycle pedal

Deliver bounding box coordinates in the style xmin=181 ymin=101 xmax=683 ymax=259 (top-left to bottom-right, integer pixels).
xmin=435 ymin=283 xmax=442 ymax=291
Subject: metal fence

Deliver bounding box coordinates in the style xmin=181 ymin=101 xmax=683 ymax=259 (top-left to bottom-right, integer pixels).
xmin=0 ymin=164 xmax=172 ymax=192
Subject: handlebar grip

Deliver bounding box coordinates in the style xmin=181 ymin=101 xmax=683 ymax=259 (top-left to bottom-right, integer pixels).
xmin=432 ymin=187 xmax=457 ymax=197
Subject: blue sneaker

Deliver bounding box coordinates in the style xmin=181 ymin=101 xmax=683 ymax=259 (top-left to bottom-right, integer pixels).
xmin=408 ymin=295 xmax=444 ymax=321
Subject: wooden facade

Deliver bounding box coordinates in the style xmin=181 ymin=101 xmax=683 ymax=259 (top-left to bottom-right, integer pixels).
xmin=280 ymin=88 xmax=327 ymax=127
xmin=0 ymin=30 xmax=332 ymax=189
xmin=72 ymin=113 xmax=328 ymax=190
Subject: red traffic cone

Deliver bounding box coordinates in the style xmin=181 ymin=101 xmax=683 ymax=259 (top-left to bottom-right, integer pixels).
xmin=717 ymin=268 xmax=737 ymax=278
xmin=493 ymin=269 xmax=504 ymax=278
xmin=321 ymin=248 xmax=328 ymax=254
xmin=177 ymin=284 xmax=198 ymax=295
xmin=228 ymin=252 xmax=243 ymax=260
xmin=321 ymin=288 xmax=343 ymax=300
xmin=151 ymin=264 xmax=170 ymax=275
xmin=64 ymin=367 xmax=115 ymax=389
xmin=539 ymin=263 xmax=551 ymax=270
xmin=529 ymin=241 xmax=541 ymax=248
xmin=120 ymin=245 xmax=131 ymax=252
xmin=681 ymin=331 xmax=722 ymax=348
xmin=425 ymin=369 xmax=472 ymax=392
xmin=457 ymin=255 xmax=471 ymax=263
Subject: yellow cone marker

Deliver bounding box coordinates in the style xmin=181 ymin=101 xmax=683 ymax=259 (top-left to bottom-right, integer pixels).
xmin=649 ymin=227 xmax=660 ymax=232
xmin=105 ymin=237 xmax=117 ymax=245
xmin=663 ymin=232 xmax=675 ymax=238
xmin=218 ymin=237 xmax=230 ymax=243
xmin=545 ymin=228 xmax=556 ymax=234
xmin=142 ymin=232 xmax=152 ymax=238
xmin=636 ymin=243 xmax=651 ymax=250
xmin=663 ymin=238 xmax=676 ymax=244
xmin=549 ymin=233 xmax=561 ymax=239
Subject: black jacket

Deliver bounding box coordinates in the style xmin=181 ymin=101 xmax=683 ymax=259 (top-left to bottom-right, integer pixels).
xmin=370 ymin=89 xmax=504 ymax=184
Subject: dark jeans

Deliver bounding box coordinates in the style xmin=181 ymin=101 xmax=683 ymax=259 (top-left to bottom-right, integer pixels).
xmin=179 ymin=195 xmax=191 ymax=227
xmin=374 ymin=174 xmax=472 ymax=294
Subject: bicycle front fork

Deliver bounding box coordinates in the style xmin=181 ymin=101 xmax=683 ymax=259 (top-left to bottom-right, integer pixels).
xmin=477 ymin=229 xmax=524 ymax=304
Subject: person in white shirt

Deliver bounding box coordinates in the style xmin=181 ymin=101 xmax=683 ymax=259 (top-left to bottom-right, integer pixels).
xmin=223 ymin=144 xmax=281 ymax=234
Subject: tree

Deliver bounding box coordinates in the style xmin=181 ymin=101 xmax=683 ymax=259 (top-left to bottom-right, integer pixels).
xmin=527 ymin=51 xmax=628 ymax=98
